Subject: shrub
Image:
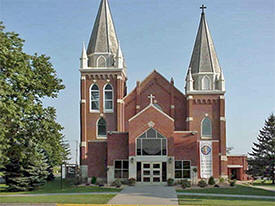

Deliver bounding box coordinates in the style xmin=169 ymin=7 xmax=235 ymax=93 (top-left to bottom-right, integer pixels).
xmin=128 ymin=178 xmax=136 ymax=186
xmin=181 ymin=180 xmax=191 ymax=189
xmin=214 ymin=184 xmax=220 ymax=188
xmin=208 ymin=176 xmax=215 ymax=185
xmin=121 ymin=179 xmax=129 ymax=185
xmin=91 ymin=176 xmax=97 ymax=184
xmin=219 ymin=177 xmax=225 ymax=184
xmin=229 ymin=180 xmax=236 ymax=187
xmin=167 ymin=178 xmax=174 ymax=186
xmin=198 ymin=179 xmax=207 ymax=188
xmin=111 ymin=179 xmax=122 ymax=188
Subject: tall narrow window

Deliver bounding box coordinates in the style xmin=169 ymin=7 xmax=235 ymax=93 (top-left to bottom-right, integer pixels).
xmin=90 ymin=84 xmax=99 ymax=111
xmin=97 ymin=117 xmax=106 ymax=137
xmin=201 ymin=117 xmax=212 ymax=137
xmin=202 ymin=76 xmax=211 ymax=90
xmin=104 ymin=84 xmax=113 ymax=112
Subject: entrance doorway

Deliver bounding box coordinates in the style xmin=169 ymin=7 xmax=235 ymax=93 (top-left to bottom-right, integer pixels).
xmin=137 ymin=162 xmax=167 ymax=183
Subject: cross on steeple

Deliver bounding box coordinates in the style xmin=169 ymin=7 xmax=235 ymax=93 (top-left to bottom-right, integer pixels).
xmin=200 ymin=4 xmax=207 ymax=14
xmin=148 ymin=94 xmax=155 ymax=105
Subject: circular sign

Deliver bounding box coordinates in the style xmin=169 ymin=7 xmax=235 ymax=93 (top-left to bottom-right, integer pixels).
xmin=201 ymin=145 xmax=211 ymax=155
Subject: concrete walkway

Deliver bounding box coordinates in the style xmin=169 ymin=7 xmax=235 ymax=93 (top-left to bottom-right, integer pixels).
xmin=0 ymin=192 xmax=117 ymax=197
xmin=250 ymin=185 xmax=275 ymax=192
xmin=177 ymin=192 xmax=275 ymax=200
xmin=108 ymin=185 xmax=178 ymax=205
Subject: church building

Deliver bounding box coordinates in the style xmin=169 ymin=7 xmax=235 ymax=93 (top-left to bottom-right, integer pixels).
xmin=79 ymin=0 xmax=248 ymax=184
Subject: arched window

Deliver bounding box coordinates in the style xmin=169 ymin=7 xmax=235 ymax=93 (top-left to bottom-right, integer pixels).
xmin=97 ymin=118 xmax=106 ymax=137
xmin=97 ymin=55 xmax=106 ymax=67
xmin=201 ymin=117 xmax=212 ymax=137
xmin=104 ymin=84 xmax=113 ymax=112
xmin=90 ymin=84 xmax=99 ymax=111
xmin=202 ymin=76 xmax=211 ymax=90
xmin=136 ymin=128 xmax=167 ymax=156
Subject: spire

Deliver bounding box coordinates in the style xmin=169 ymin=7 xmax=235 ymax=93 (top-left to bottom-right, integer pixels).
xmin=80 ymin=42 xmax=88 ymax=69
xmin=185 ymin=68 xmax=194 ymax=93
xmin=219 ymin=69 xmax=225 ymax=91
xmin=116 ymin=42 xmax=124 ymax=68
xmin=189 ymin=6 xmax=221 ymax=74
xmin=87 ymin=0 xmax=119 ymax=55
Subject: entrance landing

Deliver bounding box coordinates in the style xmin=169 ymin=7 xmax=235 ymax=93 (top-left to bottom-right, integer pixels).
xmin=108 ymin=185 xmax=178 ymax=205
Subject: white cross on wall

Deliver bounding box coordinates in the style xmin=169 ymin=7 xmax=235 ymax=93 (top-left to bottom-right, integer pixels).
xmin=148 ymin=94 xmax=155 ymax=105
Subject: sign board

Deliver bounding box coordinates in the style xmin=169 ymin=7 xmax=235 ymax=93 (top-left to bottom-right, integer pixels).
xmin=61 ymin=165 xmax=66 ymax=179
xmin=200 ymin=141 xmax=213 ymax=178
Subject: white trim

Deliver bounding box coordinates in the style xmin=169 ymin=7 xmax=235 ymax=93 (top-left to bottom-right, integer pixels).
xmin=171 ymin=105 xmax=175 ymax=109
xmin=117 ymin=99 xmax=124 ymax=104
xmin=81 ymin=76 xmax=86 ymax=80
xmin=201 ymin=136 xmax=212 ymax=140
xmin=186 ymin=90 xmax=225 ymax=95
xmin=220 ymin=95 xmax=225 ymax=99
xmin=197 ymin=139 xmax=219 ymax=142
xmin=80 ymin=68 xmax=124 ymax=72
xmin=174 ymin=131 xmax=197 ymax=134
xmin=96 ymin=55 xmax=107 ymax=67
xmin=187 ymin=95 xmax=193 ymax=100
xmin=103 ymin=83 xmax=114 ymax=113
xmin=220 ymin=117 xmax=226 ymax=121
xmin=88 ymin=140 xmax=107 ymax=142
xmin=136 ymin=105 xmax=140 ymax=109
xmin=129 ymin=104 xmax=174 ymax=122
xmin=80 ymin=99 xmax=86 ymax=104
xmin=186 ymin=117 xmax=193 ymax=122
xmin=117 ymin=75 xmax=123 ymax=80
xmin=81 ymin=141 xmax=86 ymax=147
xmin=227 ymin=165 xmax=243 ymax=168
xmin=221 ymin=155 xmax=228 ymax=161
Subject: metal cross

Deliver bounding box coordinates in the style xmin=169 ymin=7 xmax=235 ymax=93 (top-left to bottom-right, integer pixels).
xmin=148 ymin=94 xmax=155 ymax=105
xmin=200 ymin=4 xmax=207 ymax=13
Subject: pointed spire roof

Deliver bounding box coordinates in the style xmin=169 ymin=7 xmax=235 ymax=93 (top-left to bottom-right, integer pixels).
xmin=87 ymin=0 xmax=119 ymax=55
xmin=81 ymin=42 xmax=87 ymax=59
xmin=189 ymin=7 xmax=221 ymax=74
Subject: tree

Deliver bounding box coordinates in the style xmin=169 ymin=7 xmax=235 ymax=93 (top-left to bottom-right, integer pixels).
xmin=0 ymin=22 xmax=70 ymax=190
xmin=247 ymin=114 xmax=275 ymax=184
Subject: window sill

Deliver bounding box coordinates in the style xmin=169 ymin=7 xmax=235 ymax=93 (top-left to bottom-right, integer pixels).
xmin=201 ymin=136 xmax=212 ymax=140
xmin=97 ymin=136 xmax=107 ymax=140
xmin=104 ymin=110 xmax=114 ymax=113
xmin=90 ymin=110 xmax=100 ymax=113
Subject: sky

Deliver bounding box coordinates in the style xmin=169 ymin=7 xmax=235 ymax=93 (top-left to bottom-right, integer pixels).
xmin=1 ymin=0 xmax=274 ymax=163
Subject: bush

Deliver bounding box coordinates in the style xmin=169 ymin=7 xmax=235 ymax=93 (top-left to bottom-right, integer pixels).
xmin=198 ymin=179 xmax=207 ymax=188
xmin=111 ymin=179 xmax=122 ymax=188
xmin=128 ymin=178 xmax=136 ymax=186
xmin=167 ymin=178 xmax=174 ymax=186
xmin=214 ymin=184 xmax=220 ymax=187
xmin=121 ymin=179 xmax=129 ymax=185
xmin=219 ymin=177 xmax=225 ymax=184
xmin=91 ymin=176 xmax=97 ymax=184
xmin=229 ymin=180 xmax=236 ymax=187
xmin=181 ymin=180 xmax=191 ymax=189
xmin=208 ymin=176 xmax=215 ymax=185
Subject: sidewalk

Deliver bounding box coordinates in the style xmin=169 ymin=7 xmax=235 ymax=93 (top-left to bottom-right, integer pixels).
xmin=0 ymin=192 xmax=118 ymax=197
xmin=108 ymin=185 xmax=178 ymax=205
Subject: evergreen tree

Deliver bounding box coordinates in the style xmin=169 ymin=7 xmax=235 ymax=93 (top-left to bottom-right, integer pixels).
xmin=247 ymin=114 xmax=275 ymax=184
xmin=0 ymin=22 xmax=69 ymax=190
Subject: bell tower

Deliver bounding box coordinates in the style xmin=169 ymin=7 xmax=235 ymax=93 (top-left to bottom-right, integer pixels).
xmin=185 ymin=5 xmax=227 ymax=179
xmin=79 ymin=0 xmax=127 ymax=180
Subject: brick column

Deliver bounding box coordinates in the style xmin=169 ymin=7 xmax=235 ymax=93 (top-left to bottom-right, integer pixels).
xmin=116 ymin=75 xmax=124 ymax=132
xmin=169 ymin=79 xmax=175 ymax=119
xmin=80 ymin=75 xmax=87 ymax=165
xmin=135 ymin=81 xmax=141 ymax=114
xmin=219 ymin=95 xmax=227 ymax=177
xmin=186 ymin=95 xmax=193 ymax=130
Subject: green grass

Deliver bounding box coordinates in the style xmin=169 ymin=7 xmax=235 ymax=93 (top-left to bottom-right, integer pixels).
xmin=0 ymin=177 xmax=121 ymax=195
xmin=0 ymin=194 xmax=115 ymax=204
xmin=177 ymin=185 xmax=275 ymax=196
xmin=178 ymin=195 xmax=275 ymax=206
xmin=252 ymin=180 xmax=275 ymax=189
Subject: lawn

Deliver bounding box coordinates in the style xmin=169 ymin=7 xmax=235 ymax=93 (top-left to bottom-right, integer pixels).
xmin=177 ymin=185 xmax=275 ymax=196
xmin=0 ymin=194 xmax=115 ymax=204
xmin=252 ymin=180 xmax=275 ymax=189
xmin=178 ymin=195 xmax=275 ymax=206
xmin=0 ymin=177 xmax=121 ymax=195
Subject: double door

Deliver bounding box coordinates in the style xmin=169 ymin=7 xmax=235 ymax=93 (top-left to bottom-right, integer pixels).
xmin=141 ymin=162 xmax=162 ymax=183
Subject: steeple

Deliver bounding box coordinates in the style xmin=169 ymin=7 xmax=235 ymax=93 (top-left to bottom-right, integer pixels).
xmin=80 ymin=42 xmax=88 ymax=69
xmin=87 ymin=0 xmax=118 ymax=55
xmin=186 ymin=5 xmax=225 ymax=94
xmin=85 ymin=0 xmax=126 ymax=70
xmin=189 ymin=6 xmax=221 ymax=74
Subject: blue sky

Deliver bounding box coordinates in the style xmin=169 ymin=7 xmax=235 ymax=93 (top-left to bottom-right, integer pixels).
xmin=1 ymin=0 xmax=274 ymax=163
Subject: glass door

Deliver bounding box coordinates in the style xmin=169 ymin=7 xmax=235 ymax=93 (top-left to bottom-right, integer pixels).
xmin=141 ymin=162 xmax=162 ymax=183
